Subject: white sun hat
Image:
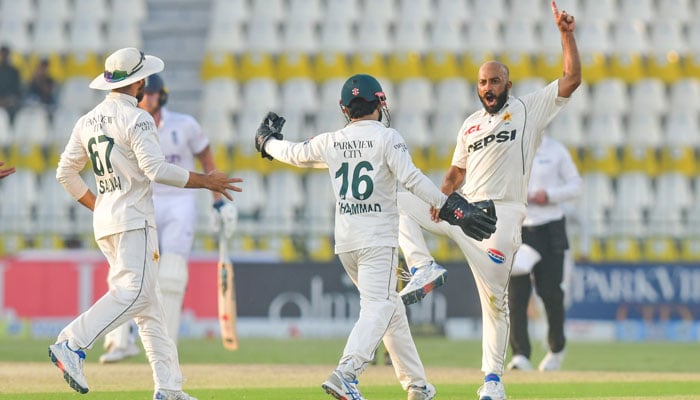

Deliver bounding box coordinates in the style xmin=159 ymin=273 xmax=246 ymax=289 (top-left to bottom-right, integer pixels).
xmin=89 ymin=47 xmax=164 ymax=90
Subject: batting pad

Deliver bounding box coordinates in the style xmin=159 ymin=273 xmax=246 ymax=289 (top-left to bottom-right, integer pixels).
xmin=158 ymin=253 xmax=188 ymax=343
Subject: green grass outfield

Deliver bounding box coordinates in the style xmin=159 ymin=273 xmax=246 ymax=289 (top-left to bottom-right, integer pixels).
xmin=1 ymin=337 xmax=699 ymax=399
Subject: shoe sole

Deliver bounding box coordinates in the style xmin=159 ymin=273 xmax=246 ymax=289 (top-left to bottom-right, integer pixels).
xmin=48 ymin=347 xmax=89 ymax=394
xmin=401 ymin=270 xmax=448 ymax=305
xmin=321 ymin=382 xmax=348 ymax=400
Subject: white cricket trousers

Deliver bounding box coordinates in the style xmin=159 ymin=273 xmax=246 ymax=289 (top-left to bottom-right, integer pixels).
xmin=337 ymin=246 xmax=429 ymax=390
xmin=398 ymin=192 xmax=525 ymax=376
xmin=56 ymin=226 xmax=183 ymax=391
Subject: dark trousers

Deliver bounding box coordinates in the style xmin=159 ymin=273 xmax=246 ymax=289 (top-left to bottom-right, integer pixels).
xmin=508 ymin=218 xmax=568 ymax=358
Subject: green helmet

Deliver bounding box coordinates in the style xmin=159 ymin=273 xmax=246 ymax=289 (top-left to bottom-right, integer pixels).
xmin=340 ymin=74 xmax=386 ymax=107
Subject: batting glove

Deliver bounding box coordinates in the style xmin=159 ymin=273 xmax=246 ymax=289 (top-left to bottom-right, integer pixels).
xmin=212 ymin=200 xmax=238 ymax=239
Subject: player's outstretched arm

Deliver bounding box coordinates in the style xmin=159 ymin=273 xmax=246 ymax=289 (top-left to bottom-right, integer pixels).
xmin=185 ymin=170 xmax=243 ymax=201
xmin=0 ymin=161 xmax=15 ymax=179
xmin=552 ymin=0 xmax=581 ymax=98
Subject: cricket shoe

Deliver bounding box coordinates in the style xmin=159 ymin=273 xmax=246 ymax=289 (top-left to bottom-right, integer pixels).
xmin=477 ymin=380 xmax=506 ymax=400
xmin=153 ymin=389 xmax=198 ymax=400
xmin=48 ymin=340 xmax=89 ymax=394
xmin=399 ymin=262 xmax=447 ymax=305
xmin=322 ymin=369 xmax=365 ymax=400
xmin=506 ymin=354 xmax=533 ymax=371
xmin=407 ymin=383 xmax=436 ymax=400
xmin=99 ymin=343 xmax=140 ymax=364
xmin=538 ymin=350 xmax=565 ymax=371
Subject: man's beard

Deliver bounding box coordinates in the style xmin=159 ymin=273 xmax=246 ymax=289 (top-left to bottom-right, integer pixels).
xmin=135 ymin=86 xmax=145 ymax=102
xmin=479 ymin=90 xmax=509 ymax=114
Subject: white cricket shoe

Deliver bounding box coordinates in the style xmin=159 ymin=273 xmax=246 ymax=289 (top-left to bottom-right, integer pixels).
xmin=399 ymin=262 xmax=448 ymax=305
xmin=506 ymin=354 xmax=533 ymax=371
xmin=153 ymin=389 xmax=198 ymax=400
xmin=477 ymin=380 xmax=506 ymax=400
xmin=538 ymin=350 xmax=565 ymax=371
xmin=408 ymin=382 xmax=436 ymax=400
xmin=99 ymin=343 xmax=140 ymax=364
xmin=322 ymin=369 xmax=365 ymax=400
xmin=48 ymin=341 xmax=89 ymax=394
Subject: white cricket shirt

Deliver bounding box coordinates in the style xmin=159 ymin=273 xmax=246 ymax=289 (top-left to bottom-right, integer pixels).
xmin=523 ymin=135 xmax=582 ymax=227
xmin=266 ymin=119 xmax=448 ymax=253
xmin=57 ymin=92 xmax=190 ymax=239
xmin=151 ymin=107 xmax=209 ymax=197
xmin=452 ymin=81 xmax=569 ymax=205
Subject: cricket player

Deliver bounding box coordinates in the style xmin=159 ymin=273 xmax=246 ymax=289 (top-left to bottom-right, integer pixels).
xmin=99 ymin=74 xmax=238 ymax=363
xmin=255 ymin=74 xmax=495 ymax=400
xmin=51 ymin=47 xmax=242 ymax=400
xmin=397 ymin=3 xmax=581 ymax=399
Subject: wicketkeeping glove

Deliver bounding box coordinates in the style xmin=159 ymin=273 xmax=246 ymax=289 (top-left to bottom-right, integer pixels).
xmin=438 ymin=192 xmax=497 ymax=241
xmin=254 ymin=111 xmax=286 ymax=160
xmin=212 ymin=199 xmax=238 ymax=239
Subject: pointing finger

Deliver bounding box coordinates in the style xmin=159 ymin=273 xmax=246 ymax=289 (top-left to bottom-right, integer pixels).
xmin=551 ymin=0 xmax=559 ymax=16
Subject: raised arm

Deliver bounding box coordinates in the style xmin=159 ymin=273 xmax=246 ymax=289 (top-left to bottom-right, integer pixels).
xmin=552 ymin=1 xmax=581 ymax=98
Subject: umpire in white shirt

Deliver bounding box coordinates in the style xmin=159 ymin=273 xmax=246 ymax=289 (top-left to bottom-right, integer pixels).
xmin=506 ymin=135 xmax=582 ymax=372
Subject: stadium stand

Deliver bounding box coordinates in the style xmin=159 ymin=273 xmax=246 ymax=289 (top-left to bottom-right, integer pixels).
xmin=0 ymin=0 xmax=698 ymax=262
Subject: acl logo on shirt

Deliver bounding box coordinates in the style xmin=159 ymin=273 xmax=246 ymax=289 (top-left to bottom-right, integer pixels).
xmin=487 ymin=248 xmax=506 ymax=264
xmin=467 ymin=129 xmax=517 ymax=154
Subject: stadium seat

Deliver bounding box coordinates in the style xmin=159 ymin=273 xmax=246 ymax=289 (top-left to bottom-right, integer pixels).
xmin=603 ymin=237 xmax=642 ymax=262
xmin=9 ymin=106 xmax=51 ymax=172
xmin=210 ymin=0 xmax=249 ymax=25
xmin=0 ymin=0 xmax=34 ymax=25
xmin=501 ymin=20 xmax=537 ymax=82
xmin=668 ymin=78 xmax=700 ymax=113
xmin=684 ymin=22 xmax=700 ymax=77
xmin=471 ymin=0 xmax=506 ymax=21
xmin=349 ymin=53 xmax=389 ymax=82
xmin=245 ymin=17 xmax=280 ymax=54
xmin=648 ymin=173 xmax=693 ymax=237
xmin=36 ymin=0 xmax=71 ymax=24
xmin=106 ymin=18 xmax=144 ymax=50
xmin=359 ymin=0 xmax=395 ymax=26
xmin=680 ymin=237 xmax=700 ymax=262
xmin=434 ymin=0 xmax=470 ymax=25
xmin=582 ymin=111 xmax=624 ymax=175
xmin=58 ymin=77 xmax=101 ymax=114
xmin=589 ymin=78 xmax=629 ymax=115
xmin=391 ymin=110 xmax=431 ymax=150
xmin=629 ymin=78 xmax=667 ymax=116
xmin=325 ymin=0 xmax=359 ymax=24
xmin=0 ymin=169 xmax=38 ymax=236
xmin=74 ymin=0 xmax=109 ymax=23
xmin=580 ymin=0 xmax=617 ymax=23
xmin=534 ymin=20 xmax=565 ymax=82
xmin=288 ymin=0 xmax=322 ymax=25
xmin=281 ymin=20 xmax=318 ymax=55
xmin=262 ymin=170 xmax=304 ymax=236
xmin=647 ymin=19 xmax=686 ymax=83
xmin=547 ymin=110 xmax=584 ymax=150
xmin=204 ymin=18 xmax=245 ymax=55
xmin=303 ymin=171 xmax=336 ymax=236
xmin=620 ymin=112 xmax=662 ymax=175
xmin=35 ymin=170 xmax=74 ymax=248
xmin=609 ymin=172 xmax=653 ymax=237
xmin=510 ymin=0 xmax=544 ymax=23
xmin=396 ymin=0 xmax=433 ymax=26
xmin=609 ymin=19 xmax=649 ymax=83
xmin=511 ymin=77 xmax=547 ymax=98
xmin=241 ymin=78 xmax=280 ymax=116
xmin=51 ymin=106 xmax=82 ymax=147
xmin=619 ymin=0 xmax=654 ymax=23
xmin=108 ymin=0 xmax=147 ymax=23
xmin=0 ymin=19 xmax=32 ymax=56
xmin=355 ymin=15 xmax=391 ymax=55
xmin=576 ymin=20 xmax=611 ymax=84
xmin=276 ymin=52 xmax=314 ymax=83
xmin=31 ymin=17 xmax=68 ymax=56
xmin=642 ymin=237 xmax=680 ymax=262
xmin=462 ymin=18 xmax=502 ymax=81
xmin=394 ymin=78 xmax=434 ymax=115
xmin=578 ymin=172 xmax=615 ymax=238
xmin=279 ymin=78 xmax=318 ymax=120
xmin=200 ymin=108 xmax=235 ymax=148
xmin=425 ymin=19 xmax=464 ymax=81
xmin=199 ymin=77 xmax=240 ymax=119
xmin=658 ymin=0 xmax=693 ymax=23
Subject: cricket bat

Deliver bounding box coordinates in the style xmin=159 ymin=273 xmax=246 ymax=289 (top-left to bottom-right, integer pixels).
xmin=217 ymin=232 xmax=238 ymax=350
